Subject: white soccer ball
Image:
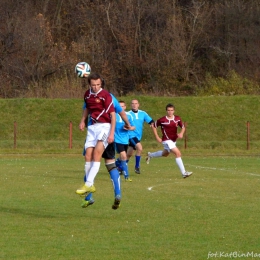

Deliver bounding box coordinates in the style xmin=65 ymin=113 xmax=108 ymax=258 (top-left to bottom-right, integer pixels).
xmin=75 ymin=62 xmax=91 ymax=78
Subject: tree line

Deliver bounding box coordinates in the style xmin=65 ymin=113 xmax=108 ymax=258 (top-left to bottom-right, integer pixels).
xmin=1 ymin=0 xmax=260 ymax=98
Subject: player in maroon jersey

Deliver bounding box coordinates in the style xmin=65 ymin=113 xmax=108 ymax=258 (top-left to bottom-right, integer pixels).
xmin=146 ymin=103 xmax=192 ymax=178
xmin=76 ymin=73 xmax=117 ymax=196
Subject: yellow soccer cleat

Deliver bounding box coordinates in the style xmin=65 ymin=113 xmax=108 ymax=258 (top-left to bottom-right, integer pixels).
xmin=81 ymin=199 xmax=95 ymax=208
xmin=76 ymin=184 xmax=96 ymax=195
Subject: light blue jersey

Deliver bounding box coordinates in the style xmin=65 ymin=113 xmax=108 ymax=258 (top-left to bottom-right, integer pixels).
xmin=83 ymin=93 xmax=122 ymax=125
xmin=128 ymin=109 xmax=153 ymax=140
xmin=115 ymin=112 xmax=134 ymax=144
xmin=110 ymin=94 xmax=123 ymax=114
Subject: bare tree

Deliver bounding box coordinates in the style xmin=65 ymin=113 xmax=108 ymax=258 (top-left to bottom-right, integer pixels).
xmin=1 ymin=0 xmax=260 ymax=97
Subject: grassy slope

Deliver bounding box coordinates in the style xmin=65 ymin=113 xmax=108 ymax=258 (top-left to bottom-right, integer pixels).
xmin=0 ymin=95 xmax=259 ymax=154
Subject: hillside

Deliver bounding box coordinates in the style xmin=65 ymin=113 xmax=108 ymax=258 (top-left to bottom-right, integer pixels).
xmin=0 ymin=96 xmax=259 ymax=154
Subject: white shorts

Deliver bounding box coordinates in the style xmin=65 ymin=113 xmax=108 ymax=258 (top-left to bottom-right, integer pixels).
xmin=162 ymin=140 xmax=177 ymax=152
xmin=85 ymin=123 xmax=111 ymax=150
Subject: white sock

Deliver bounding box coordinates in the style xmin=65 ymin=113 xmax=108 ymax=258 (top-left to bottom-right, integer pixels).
xmin=175 ymin=157 xmax=186 ymax=175
xmin=150 ymin=151 xmax=163 ymax=158
xmin=85 ymin=162 xmax=100 ymax=186
xmin=84 ymin=162 xmax=92 ymax=180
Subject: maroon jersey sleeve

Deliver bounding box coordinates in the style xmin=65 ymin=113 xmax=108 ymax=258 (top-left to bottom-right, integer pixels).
xmin=176 ymin=116 xmax=183 ymax=128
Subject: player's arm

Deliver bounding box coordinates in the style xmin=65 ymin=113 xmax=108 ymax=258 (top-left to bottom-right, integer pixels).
xmin=127 ymin=115 xmax=135 ymax=130
xmin=124 ymin=124 xmax=135 ymax=130
xmin=146 ymin=114 xmax=154 ymax=128
xmin=149 ymin=119 xmax=155 ymax=127
xmin=177 ymin=125 xmax=185 ymax=139
xmin=107 ymin=111 xmax=116 ymax=143
xmin=152 ymin=125 xmax=162 ymax=143
xmin=119 ymin=110 xmax=132 ymax=129
xmin=79 ymin=108 xmax=89 ymax=131
xmin=148 ymin=120 xmax=154 ymax=127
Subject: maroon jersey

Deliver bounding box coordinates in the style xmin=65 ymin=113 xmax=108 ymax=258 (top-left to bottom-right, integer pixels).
xmin=154 ymin=115 xmax=183 ymax=142
xmin=84 ymin=88 xmax=115 ymax=124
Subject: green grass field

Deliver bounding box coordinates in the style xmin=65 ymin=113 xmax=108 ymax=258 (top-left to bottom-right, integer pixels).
xmin=1 ymin=154 xmax=259 ymax=260
xmin=0 ymin=96 xmax=260 ymax=259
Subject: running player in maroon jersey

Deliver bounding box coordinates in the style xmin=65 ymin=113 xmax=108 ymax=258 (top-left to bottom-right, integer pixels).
xmin=146 ymin=103 xmax=192 ymax=178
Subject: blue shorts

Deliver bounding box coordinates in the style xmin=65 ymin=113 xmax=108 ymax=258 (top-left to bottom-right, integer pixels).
xmin=128 ymin=137 xmax=140 ymax=150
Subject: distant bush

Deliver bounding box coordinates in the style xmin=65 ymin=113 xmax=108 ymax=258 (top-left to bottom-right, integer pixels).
xmin=198 ymin=71 xmax=260 ymax=96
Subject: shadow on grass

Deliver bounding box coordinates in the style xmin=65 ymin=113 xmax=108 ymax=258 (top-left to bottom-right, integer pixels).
xmin=0 ymin=206 xmax=57 ymax=218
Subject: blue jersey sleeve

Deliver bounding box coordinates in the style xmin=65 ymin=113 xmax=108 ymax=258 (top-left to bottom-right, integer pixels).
xmin=110 ymin=93 xmax=123 ymax=114
xmin=144 ymin=112 xmax=153 ymax=124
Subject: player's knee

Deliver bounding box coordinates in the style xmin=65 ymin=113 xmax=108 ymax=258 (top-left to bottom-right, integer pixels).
xmin=175 ymin=151 xmax=181 ymax=157
xmin=162 ymin=150 xmax=169 ymax=157
xmin=85 ymin=154 xmax=91 ymax=161
xmin=105 ymin=162 xmax=117 ymax=172
xmin=136 ymin=145 xmax=142 ymax=152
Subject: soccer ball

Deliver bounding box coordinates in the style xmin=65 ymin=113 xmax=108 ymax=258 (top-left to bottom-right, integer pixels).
xmin=75 ymin=62 xmax=91 ymax=78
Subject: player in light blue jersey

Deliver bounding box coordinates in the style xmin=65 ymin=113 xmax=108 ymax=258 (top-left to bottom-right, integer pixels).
xmin=115 ymin=101 xmax=135 ymax=182
xmin=127 ymin=99 xmax=154 ymax=174
xmin=81 ymin=90 xmax=131 ymax=209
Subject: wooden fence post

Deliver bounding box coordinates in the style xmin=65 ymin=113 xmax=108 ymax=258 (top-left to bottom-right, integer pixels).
xmin=184 ymin=122 xmax=187 ymax=149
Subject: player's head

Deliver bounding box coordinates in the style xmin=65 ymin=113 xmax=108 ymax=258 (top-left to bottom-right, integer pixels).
xmin=131 ymin=99 xmax=139 ymax=111
xmin=119 ymin=100 xmax=126 ymax=111
xmin=166 ymin=104 xmax=175 ymax=117
xmin=165 ymin=103 xmax=175 ymax=111
xmin=87 ymin=73 xmax=105 ymax=88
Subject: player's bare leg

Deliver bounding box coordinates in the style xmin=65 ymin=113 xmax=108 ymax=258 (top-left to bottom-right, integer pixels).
xmin=171 ymin=147 xmax=192 ymax=178
xmin=76 ymin=141 xmax=104 ymax=195
xmin=146 ymin=149 xmax=169 ymax=164
xmin=126 ymin=146 xmax=134 ymax=161
xmin=134 ymin=143 xmax=142 ymax=174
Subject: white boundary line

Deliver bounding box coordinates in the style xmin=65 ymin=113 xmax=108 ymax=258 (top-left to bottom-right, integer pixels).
xmin=186 ymin=164 xmax=260 ymax=176
xmin=147 ymin=164 xmax=260 ymax=191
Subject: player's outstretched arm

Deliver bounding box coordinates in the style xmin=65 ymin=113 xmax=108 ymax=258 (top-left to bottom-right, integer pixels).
xmin=79 ymin=108 xmax=89 ymax=131
xmin=123 ymin=125 xmax=135 ymax=130
xmin=119 ymin=110 xmax=132 ymax=129
xmin=177 ymin=126 xmax=185 ymax=139
xmin=152 ymin=125 xmax=162 ymax=143
xmin=108 ymin=112 xmax=116 ymax=144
